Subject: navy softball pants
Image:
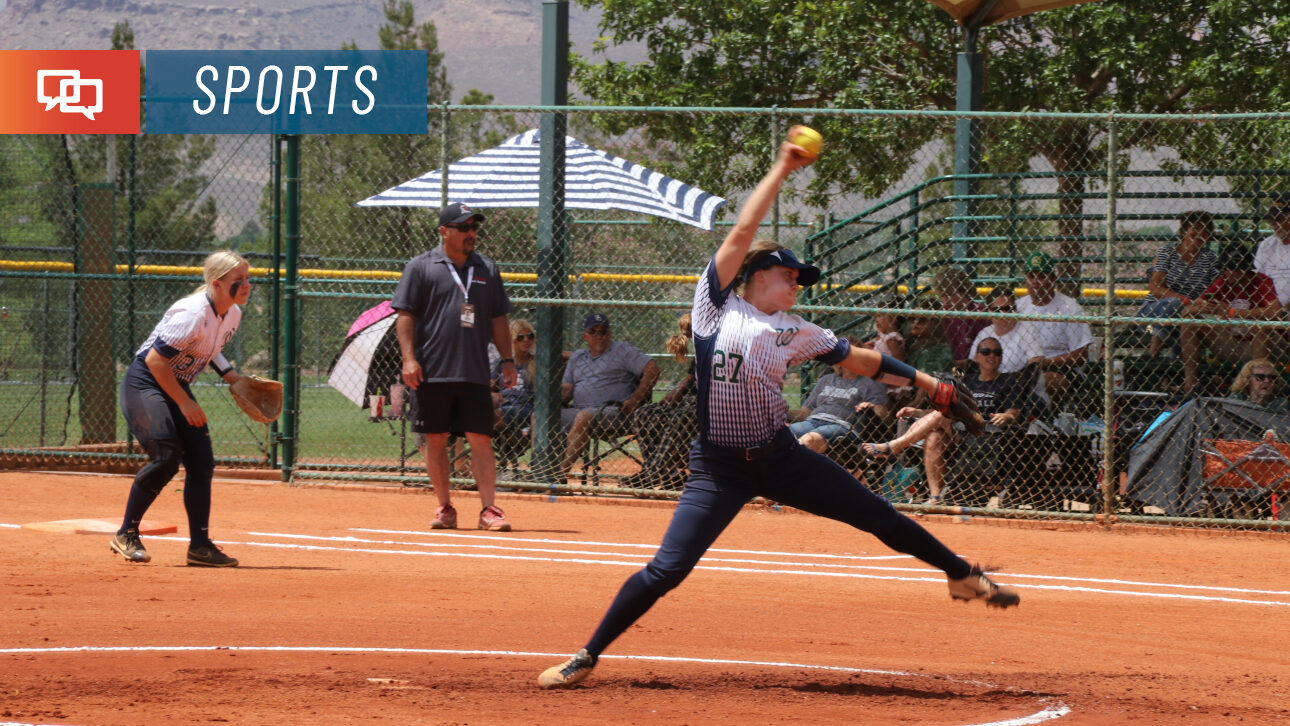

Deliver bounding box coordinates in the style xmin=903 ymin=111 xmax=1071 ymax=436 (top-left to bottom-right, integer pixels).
xmin=119 ymin=358 xmax=215 ymax=543
xmin=583 ymin=428 xmax=973 ymax=658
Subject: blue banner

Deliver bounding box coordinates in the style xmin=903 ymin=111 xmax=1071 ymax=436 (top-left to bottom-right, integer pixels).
xmin=145 ymin=50 xmax=427 ymax=134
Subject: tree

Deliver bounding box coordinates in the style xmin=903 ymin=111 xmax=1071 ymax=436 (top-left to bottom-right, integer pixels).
xmin=293 ymin=0 xmax=524 ymax=262
xmin=570 ymin=0 xmax=1290 ymax=274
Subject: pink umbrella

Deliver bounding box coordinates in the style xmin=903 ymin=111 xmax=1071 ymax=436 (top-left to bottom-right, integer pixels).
xmin=328 ymin=301 xmax=401 ymax=409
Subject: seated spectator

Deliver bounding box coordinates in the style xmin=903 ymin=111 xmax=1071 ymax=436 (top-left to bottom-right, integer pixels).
xmin=1016 ymin=251 xmax=1093 ymax=409
xmin=970 ymin=286 xmax=1044 ymax=376
xmin=1254 ymin=193 xmax=1290 ymax=357
xmin=789 ymin=337 xmax=892 ymax=459
xmin=1228 ymin=358 xmax=1290 ymax=413
xmin=1136 ymin=211 xmax=1220 ymax=358
xmin=560 ymin=313 xmax=660 ymax=479
xmin=931 ymin=267 xmax=989 ymax=367
xmin=491 ymin=319 xmax=538 ymax=471
xmin=622 ymin=313 xmax=699 ymax=490
xmin=861 ymin=336 xmax=1024 ymax=505
xmin=891 ymin=303 xmax=954 ymax=411
xmin=1180 ymin=244 xmax=1280 ymax=393
xmin=864 ymin=303 xmax=909 ymax=404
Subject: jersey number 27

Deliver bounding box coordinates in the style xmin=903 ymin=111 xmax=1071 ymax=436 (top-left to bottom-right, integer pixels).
xmin=711 ymin=350 xmax=744 ymax=383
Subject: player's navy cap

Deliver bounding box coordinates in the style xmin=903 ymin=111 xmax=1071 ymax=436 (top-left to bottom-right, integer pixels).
xmin=439 ymin=202 xmax=485 ymax=227
xmin=743 ymin=248 xmax=821 ymax=287
xmin=583 ymin=313 xmax=610 ymax=330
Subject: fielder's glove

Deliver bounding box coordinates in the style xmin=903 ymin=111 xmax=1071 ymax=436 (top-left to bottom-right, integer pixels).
xmin=932 ymin=377 xmax=985 ymax=436
xmin=229 ymin=375 xmax=283 ymax=424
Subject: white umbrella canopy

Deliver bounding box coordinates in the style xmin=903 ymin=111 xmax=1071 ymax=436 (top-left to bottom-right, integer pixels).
xmin=356 ymin=129 xmax=729 ymax=231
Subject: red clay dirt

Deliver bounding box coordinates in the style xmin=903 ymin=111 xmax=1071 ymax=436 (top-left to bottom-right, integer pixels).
xmin=1 ymin=470 xmax=1288 ymax=725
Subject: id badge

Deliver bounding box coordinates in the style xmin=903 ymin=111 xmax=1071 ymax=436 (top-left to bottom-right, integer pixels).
xmin=460 ymin=302 xmax=476 ymax=328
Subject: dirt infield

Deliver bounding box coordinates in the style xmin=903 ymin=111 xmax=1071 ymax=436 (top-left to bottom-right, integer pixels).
xmin=2 ymin=470 xmax=1288 ymax=725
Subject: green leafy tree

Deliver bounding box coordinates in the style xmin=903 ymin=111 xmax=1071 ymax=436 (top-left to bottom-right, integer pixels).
xmin=571 ymin=0 xmax=1290 ymax=274
xmin=294 ymin=0 xmax=524 ymax=263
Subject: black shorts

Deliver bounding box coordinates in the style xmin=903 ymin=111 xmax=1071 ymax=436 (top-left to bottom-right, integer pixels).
xmin=411 ymin=382 xmax=494 ymax=436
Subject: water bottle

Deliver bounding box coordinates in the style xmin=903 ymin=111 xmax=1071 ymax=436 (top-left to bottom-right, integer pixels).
xmin=1112 ymin=358 xmax=1125 ymax=392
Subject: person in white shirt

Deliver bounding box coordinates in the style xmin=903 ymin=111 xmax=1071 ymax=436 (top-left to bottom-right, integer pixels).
xmin=1253 ymin=193 xmax=1290 ymax=358
xmin=1015 ymin=252 xmax=1092 ymax=408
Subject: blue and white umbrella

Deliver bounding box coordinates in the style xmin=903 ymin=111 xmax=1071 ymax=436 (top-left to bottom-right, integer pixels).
xmin=356 ymin=129 xmax=728 ymax=231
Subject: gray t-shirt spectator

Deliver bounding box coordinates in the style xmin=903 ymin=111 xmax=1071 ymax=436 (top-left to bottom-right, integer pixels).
xmin=802 ymin=373 xmax=887 ymax=426
xmin=390 ymin=245 xmax=511 ymax=386
xmin=563 ymin=341 xmax=653 ymax=409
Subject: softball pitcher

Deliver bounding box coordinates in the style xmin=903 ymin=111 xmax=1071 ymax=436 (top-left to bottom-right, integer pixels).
xmin=110 ymin=250 xmax=253 ymax=568
xmin=538 ymin=131 xmax=1019 ymax=689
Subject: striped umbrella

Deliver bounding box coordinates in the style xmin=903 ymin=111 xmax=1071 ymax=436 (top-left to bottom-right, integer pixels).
xmin=356 ymin=129 xmax=728 ymax=231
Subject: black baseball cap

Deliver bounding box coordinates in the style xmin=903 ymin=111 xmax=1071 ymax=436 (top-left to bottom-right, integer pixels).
xmin=742 ymin=248 xmax=821 ymax=287
xmin=439 ymin=202 xmax=485 ymax=227
xmin=583 ymin=313 xmax=610 ymax=330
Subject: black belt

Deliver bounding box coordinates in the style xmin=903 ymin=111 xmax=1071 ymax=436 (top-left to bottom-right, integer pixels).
xmin=704 ymin=428 xmax=793 ymax=461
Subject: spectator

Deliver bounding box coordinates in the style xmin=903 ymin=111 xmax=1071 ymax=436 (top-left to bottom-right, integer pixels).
xmin=862 ymin=336 xmax=1024 ymax=505
xmin=560 ymin=313 xmax=661 ymax=480
xmin=1136 ymin=211 xmax=1220 ymax=358
xmin=393 ymin=203 xmax=516 ymax=532
xmin=931 ymin=267 xmax=989 ymax=366
xmin=789 ymin=336 xmax=892 ymax=458
xmin=491 ymin=319 xmax=538 ymax=473
xmin=1180 ymin=244 xmax=1280 ymax=393
xmin=1016 ymin=251 xmax=1093 ymax=408
xmin=1228 ymin=358 xmax=1290 ymax=413
xmin=969 ymin=286 xmax=1044 ymax=375
xmin=622 ymin=313 xmax=699 ymax=490
xmin=865 ymin=303 xmax=908 ymax=403
xmin=1254 ymin=193 xmax=1290 ymax=306
xmin=892 ymin=304 xmax=953 ymax=411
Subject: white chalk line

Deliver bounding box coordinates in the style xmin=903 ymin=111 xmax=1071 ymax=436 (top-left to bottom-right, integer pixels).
xmin=0 ymin=645 xmax=1070 ymax=726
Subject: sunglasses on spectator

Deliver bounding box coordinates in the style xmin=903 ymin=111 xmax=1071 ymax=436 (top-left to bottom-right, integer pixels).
xmin=978 ymin=347 xmax=1004 ymax=356
xmin=585 ymin=327 xmax=610 ymax=337
xmin=445 ymin=222 xmax=480 ymax=232
xmin=1252 ymin=373 xmax=1278 ymax=382
xmin=514 ymin=332 xmax=536 ymax=341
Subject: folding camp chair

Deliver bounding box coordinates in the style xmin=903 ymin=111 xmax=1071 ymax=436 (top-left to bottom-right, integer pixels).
xmin=1199 ymin=434 xmax=1290 ymax=520
xmin=579 ymin=400 xmax=645 ymax=488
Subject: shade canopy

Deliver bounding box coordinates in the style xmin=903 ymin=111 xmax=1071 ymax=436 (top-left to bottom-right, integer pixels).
xmin=357 ymin=129 xmax=729 ymax=231
xmin=925 ymin=0 xmax=1101 ymax=27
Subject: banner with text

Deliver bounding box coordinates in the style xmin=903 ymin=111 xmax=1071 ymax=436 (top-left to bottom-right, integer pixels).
xmin=0 ymin=50 xmax=140 ymax=134
xmin=145 ymin=50 xmax=428 ymax=134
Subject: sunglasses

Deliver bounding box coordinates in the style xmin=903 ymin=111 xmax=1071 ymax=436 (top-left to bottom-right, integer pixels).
xmin=978 ymin=347 xmax=1004 ymax=357
xmin=1252 ymin=373 xmax=1278 ymax=382
xmin=514 ymin=332 xmax=536 ymax=341
xmin=445 ymin=223 xmax=480 ymax=232
xmin=585 ymin=327 xmax=610 ymax=337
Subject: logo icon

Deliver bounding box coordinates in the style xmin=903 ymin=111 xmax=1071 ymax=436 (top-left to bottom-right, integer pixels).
xmin=37 ymin=69 xmax=103 ymax=120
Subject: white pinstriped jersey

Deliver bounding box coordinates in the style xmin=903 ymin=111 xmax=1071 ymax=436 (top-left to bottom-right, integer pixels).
xmin=692 ymin=259 xmax=847 ymax=447
xmin=134 ymin=292 xmax=241 ymax=383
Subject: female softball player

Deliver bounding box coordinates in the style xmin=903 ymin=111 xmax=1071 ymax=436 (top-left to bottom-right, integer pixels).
xmin=110 ymin=249 xmax=252 ymax=568
xmin=538 ymin=133 xmax=1019 ymax=689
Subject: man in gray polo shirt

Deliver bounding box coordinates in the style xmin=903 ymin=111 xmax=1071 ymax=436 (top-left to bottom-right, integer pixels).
xmin=393 ymin=202 xmax=517 ymax=531
xmin=560 ymin=313 xmax=660 ymax=479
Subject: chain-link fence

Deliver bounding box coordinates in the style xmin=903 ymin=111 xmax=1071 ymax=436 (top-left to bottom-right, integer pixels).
xmin=5 ymin=107 xmax=1290 ymax=531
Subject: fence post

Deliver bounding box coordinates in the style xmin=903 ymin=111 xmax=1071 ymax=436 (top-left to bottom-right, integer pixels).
xmin=1102 ymin=113 xmax=1119 ymax=520
xmin=77 ymin=182 xmax=116 ymax=445
xmin=268 ymin=134 xmax=282 ymax=468
xmin=280 ymin=134 xmax=302 ymax=482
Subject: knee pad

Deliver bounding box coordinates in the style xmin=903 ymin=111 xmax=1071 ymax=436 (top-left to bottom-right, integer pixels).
xmin=139 ymin=439 xmax=183 ymax=494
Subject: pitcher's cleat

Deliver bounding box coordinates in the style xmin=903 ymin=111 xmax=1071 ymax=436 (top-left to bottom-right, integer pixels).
xmin=949 ymin=564 xmax=1019 ymax=608
xmin=110 ymin=529 xmax=151 ymax=563
xmin=186 ymin=542 xmax=239 ymax=568
xmin=538 ymin=649 xmax=596 ymax=689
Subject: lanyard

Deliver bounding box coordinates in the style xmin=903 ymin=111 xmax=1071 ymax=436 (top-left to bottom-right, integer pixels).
xmin=446 ymin=263 xmax=474 ymax=303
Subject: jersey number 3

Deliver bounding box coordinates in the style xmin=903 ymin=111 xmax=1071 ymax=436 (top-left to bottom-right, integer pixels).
xmin=711 ymin=350 xmax=744 ymax=383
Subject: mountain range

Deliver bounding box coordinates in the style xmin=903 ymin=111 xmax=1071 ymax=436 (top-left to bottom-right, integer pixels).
xmin=0 ymin=0 xmax=641 ymax=104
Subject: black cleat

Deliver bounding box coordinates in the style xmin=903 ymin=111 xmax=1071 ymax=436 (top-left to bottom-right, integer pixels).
xmin=187 ymin=542 xmax=239 ymax=568
xmin=110 ymin=529 xmax=151 ymax=563
xmin=948 ymin=564 xmax=1020 ymax=609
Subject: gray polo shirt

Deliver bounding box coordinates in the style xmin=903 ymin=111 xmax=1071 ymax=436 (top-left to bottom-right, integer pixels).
xmin=563 ymin=340 xmax=652 ymax=409
xmin=391 ymin=245 xmax=511 ymax=386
